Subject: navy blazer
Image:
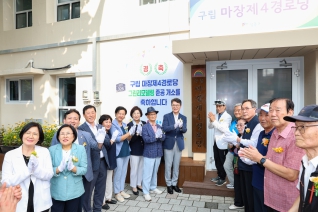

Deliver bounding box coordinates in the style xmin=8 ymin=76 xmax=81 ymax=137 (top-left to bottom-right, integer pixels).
xmin=162 ymin=112 xmax=187 ymax=151
xmin=106 ymin=131 xmax=117 ymax=170
xmin=127 ymin=121 xmax=146 ymax=156
xmin=78 ymin=122 xmax=111 ymax=170
xmin=51 ymin=130 xmax=99 ymax=182
xmin=142 ymin=123 xmax=165 ymax=158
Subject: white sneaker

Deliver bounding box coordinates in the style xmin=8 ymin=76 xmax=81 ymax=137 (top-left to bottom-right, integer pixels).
xmin=115 ymin=193 xmax=125 ymax=203
xmin=144 ymin=194 xmax=152 ymax=201
xmin=226 ymin=183 xmax=234 ymax=189
xmin=150 ymin=188 xmax=163 ymax=194
xmin=120 ymin=191 xmax=130 ymax=199
xmin=229 ymin=205 xmax=244 ymax=210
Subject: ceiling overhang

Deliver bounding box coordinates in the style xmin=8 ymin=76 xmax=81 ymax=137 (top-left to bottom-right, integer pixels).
xmin=172 ymin=28 xmax=318 ymax=64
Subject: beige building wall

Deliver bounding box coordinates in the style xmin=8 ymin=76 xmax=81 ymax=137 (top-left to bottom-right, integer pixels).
xmin=0 ymin=0 xmax=190 ymax=129
xmin=304 ymin=50 xmax=318 ymax=105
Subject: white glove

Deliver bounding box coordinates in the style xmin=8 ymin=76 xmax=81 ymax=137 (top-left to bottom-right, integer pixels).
xmin=155 ymin=128 xmax=163 ymax=138
xmin=28 ymin=155 xmax=39 ymax=173
xmin=111 ymin=130 xmax=119 ymax=141
xmin=174 ymin=120 xmax=179 ymax=129
xmin=136 ymin=124 xmax=142 ymax=136
xmin=57 ymin=155 xmax=68 ymax=172
xmin=129 ymin=125 xmax=136 ymax=136
xmin=67 ymin=156 xmax=75 ymax=171
xmin=178 ymin=119 xmax=183 ymax=128
xmin=96 ymin=127 xmax=106 ymax=144
xmin=237 ymin=149 xmax=256 ymax=165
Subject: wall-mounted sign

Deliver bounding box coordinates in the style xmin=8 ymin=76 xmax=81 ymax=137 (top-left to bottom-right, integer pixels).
xmin=190 ymin=0 xmax=318 ymax=38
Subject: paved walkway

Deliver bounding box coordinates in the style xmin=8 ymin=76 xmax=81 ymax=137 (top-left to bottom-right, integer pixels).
xmin=103 ymin=184 xmax=244 ymax=212
xmin=0 ymin=172 xmax=243 ymax=212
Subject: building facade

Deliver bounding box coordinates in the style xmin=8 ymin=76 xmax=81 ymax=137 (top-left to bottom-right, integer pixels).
xmin=1 ymin=0 xmax=318 ymax=170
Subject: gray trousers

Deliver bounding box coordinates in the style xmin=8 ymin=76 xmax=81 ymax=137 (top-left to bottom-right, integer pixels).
xmin=164 ymin=143 xmax=182 ymax=186
xmin=223 ymin=152 xmax=234 ymax=185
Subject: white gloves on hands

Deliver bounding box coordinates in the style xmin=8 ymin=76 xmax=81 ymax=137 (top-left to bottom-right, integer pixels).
xmin=96 ymin=127 xmax=106 ymax=144
xmin=129 ymin=125 xmax=136 ymax=136
xmin=28 ymin=155 xmax=39 ymax=173
xmin=178 ymin=119 xmax=183 ymax=128
xmin=111 ymin=130 xmax=119 ymax=141
xmin=238 ymin=149 xmax=256 ymax=165
xmin=136 ymin=124 xmax=142 ymax=136
xmin=57 ymin=154 xmax=68 ymax=172
xmin=67 ymin=156 xmax=75 ymax=171
xmin=174 ymin=122 xmax=179 ymax=129
xmin=155 ymin=128 xmax=163 ymax=138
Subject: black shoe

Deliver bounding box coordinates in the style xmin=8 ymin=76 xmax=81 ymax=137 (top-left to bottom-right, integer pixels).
xmin=105 ymin=199 xmax=117 ymax=204
xmin=167 ymin=186 xmax=173 ymax=194
xmin=132 ymin=190 xmax=139 ymax=195
xmin=137 ymin=186 xmax=143 ymax=192
xmin=102 ymin=203 xmax=110 ymax=210
xmin=172 ymin=185 xmax=181 ymax=193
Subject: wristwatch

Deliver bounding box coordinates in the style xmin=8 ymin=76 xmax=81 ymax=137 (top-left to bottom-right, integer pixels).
xmin=260 ymin=158 xmax=266 ymax=166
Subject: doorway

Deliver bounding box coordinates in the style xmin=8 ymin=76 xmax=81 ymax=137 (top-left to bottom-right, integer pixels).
xmin=205 ymin=57 xmax=304 ymax=170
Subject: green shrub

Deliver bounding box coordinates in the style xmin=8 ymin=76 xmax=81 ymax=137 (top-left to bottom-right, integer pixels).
xmin=1 ymin=121 xmax=58 ymax=147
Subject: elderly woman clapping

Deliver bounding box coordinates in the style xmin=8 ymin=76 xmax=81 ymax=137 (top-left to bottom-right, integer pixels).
xmin=2 ymin=122 xmax=54 ymax=212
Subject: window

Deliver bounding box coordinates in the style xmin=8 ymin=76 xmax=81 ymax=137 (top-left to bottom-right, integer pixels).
xmin=58 ymin=77 xmax=76 ymax=124
xmin=57 ymin=0 xmax=80 ymax=22
xmin=140 ymin=0 xmax=174 ymax=5
xmin=6 ymin=78 xmax=33 ymax=102
xmin=16 ymin=0 xmax=32 ymax=29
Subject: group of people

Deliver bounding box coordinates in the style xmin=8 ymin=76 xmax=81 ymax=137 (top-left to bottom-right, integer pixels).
xmin=208 ymin=98 xmax=318 ymax=212
xmin=0 ymin=98 xmax=187 ymax=212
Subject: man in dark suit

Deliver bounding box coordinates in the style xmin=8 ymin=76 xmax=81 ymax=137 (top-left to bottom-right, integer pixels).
xmin=78 ymin=105 xmax=111 ymax=212
xmin=162 ymin=98 xmax=187 ymax=194
xmin=51 ymin=109 xmax=108 ymax=211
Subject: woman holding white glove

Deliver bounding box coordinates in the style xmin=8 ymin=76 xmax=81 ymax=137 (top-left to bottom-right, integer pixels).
xmin=49 ymin=124 xmax=87 ymax=212
xmin=99 ymin=114 xmax=118 ymax=210
xmin=110 ymin=106 xmax=135 ymax=202
xmin=127 ymin=106 xmax=146 ymax=195
xmin=2 ymin=122 xmax=54 ymax=212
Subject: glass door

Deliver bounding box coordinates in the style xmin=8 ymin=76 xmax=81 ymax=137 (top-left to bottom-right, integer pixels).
xmin=58 ymin=77 xmax=76 ymax=125
xmin=206 ymin=58 xmax=303 ymax=170
xmin=206 ymin=64 xmax=252 ymax=170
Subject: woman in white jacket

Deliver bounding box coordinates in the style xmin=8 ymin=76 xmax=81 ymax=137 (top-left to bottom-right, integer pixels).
xmin=2 ymin=122 xmax=54 ymax=212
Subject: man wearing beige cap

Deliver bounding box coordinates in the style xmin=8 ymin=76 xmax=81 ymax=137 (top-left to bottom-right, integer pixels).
xmin=284 ymin=105 xmax=318 ymax=212
xmin=208 ymin=99 xmax=232 ymax=186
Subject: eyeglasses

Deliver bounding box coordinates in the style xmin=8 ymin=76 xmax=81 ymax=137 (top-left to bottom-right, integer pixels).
xmin=236 ymin=124 xmax=245 ymax=128
xmin=234 ymin=110 xmax=241 ymax=113
xmin=172 ymin=104 xmax=180 ymax=107
xmin=291 ymin=125 xmax=318 ymax=134
xmin=25 ymin=132 xmax=39 ymax=137
xmin=242 ymin=107 xmax=254 ymax=112
xmin=60 ymin=132 xmax=73 ymax=137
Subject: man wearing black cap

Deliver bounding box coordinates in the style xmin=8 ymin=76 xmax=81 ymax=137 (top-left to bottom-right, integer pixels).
xmin=284 ymin=105 xmax=318 ymax=212
xmin=208 ymin=99 xmax=232 ymax=186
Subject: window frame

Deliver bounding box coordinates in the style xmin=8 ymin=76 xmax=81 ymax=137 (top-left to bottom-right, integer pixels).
xmin=5 ymin=77 xmax=34 ymax=103
xmin=57 ymin=0 xmax=80 ymax=22
xmin=15 ymin=0 xmax=32 ymax=29
xmin=56 ymin=76 xmax=76 ymax=125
